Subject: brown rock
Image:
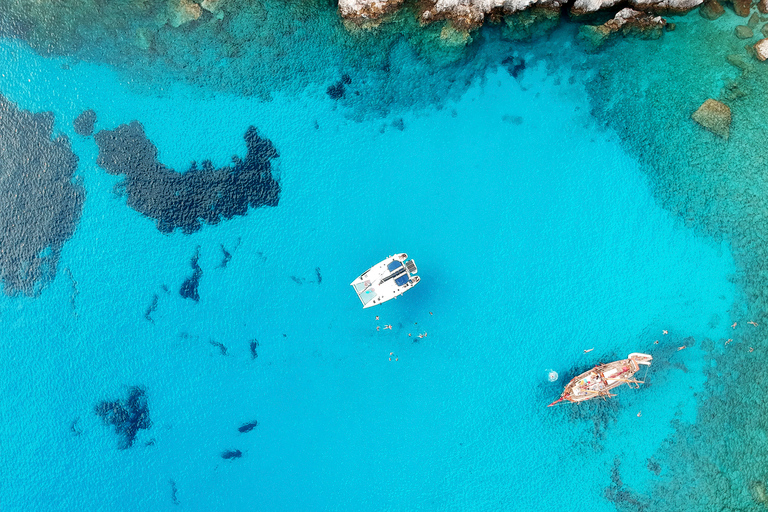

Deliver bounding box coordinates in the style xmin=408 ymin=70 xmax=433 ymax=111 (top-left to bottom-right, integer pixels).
xmin=755 ymin=38 xmax=768 ymax=60
xmin=732 ymin=0 xmax=751 ymax=17
xmin=700 ymin=0 xmax=725 ymax=19
xmin=578 ymin=9 xmax=666 ymax=49
xmin=418 ymin=2 xmax=484 ymax=31
xmin=167 ymin=0 xmax=202 ymax=28
xmin=339 ymin=0 xmax=405 ymax=28
xmin=692 ymin=99 xmax=731 ymax=140
xmin=615 ymin=8 xmax=667 ymax=39
xmin=735 ymin=25 xmax=755 ymax=37
xmin=759 ymin=0 xmax=768 ymax=13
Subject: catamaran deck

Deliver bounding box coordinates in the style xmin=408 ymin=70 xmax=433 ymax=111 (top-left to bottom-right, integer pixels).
xmin=350 ymin=253 xmax=419 ymax=308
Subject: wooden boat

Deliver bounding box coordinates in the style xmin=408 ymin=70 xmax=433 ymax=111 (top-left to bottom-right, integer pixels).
xmin=548 ymin=353 xmax=652 ymax=406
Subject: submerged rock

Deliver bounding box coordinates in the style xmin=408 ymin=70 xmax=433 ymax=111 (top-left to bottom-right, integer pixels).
xmin=735 ymin=25 xmax=754 ymax=38
xmin=763 ymin=23 xmax=768 ymax=36
xmin=691 ymin=99 xmax=731 ymax=140
xmin=749 ymin=12 xmax=760 ymax=27
xmin=439 ymin=21 xmax=473 ymax=47
xmin=579 ymin=23 xmax=614 ymax=48
xmin=726 ymin=53 xmax=750 ymax=71
xmin=751 ymin=481 xmax=768 ymax=505
xmin=699 ymin=0 xmax=725 ymax=19
xmin=755 ymin=38 xmax=768 ymax=60
xmin=133 ymin=27 xmax=153 ymax=51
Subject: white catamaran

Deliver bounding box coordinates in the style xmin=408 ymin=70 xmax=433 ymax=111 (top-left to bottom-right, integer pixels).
xmin=350 ymin=253 xmax=419 ymax=308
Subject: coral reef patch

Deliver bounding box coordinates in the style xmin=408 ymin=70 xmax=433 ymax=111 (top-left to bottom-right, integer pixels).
xmin=94 ymin=121 xmax=280 ymax=234
xmin=169 ymin=479 xmax=179 ymax=505
xmin=145 ymin=293 xmax=159 ymax=322
xmin=0 ymin=93 xmax=84 ymax=296
xmin=209 ymin=339 xmax=228 ymax=355
xmin=221 ymin=449 xmax=242 ymax=459
xmin=179 ymin=247 xmax=202 ymax=302
xmin=94 ymin=386 xmax=151 ymax=449
xmin=604 ymin=459 xmax=650 ymax=511
xmin=238 ymin=421 xmax=258 ymax=433
xmin=249 ymin=339 xmax=259 ymax=359
xmin=219 ymin=244 xmax=232 ymax=268
xmin=73 ymin=109 xmax=97 ymax=136
xmin=64 ymin=267 xmax=79 ymax=313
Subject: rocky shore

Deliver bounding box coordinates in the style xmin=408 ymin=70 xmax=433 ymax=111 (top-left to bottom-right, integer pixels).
xmin=338 ymin=0 xmax=700 ymax=30
xmin=339 ymin=0 xmax=768 ymax=56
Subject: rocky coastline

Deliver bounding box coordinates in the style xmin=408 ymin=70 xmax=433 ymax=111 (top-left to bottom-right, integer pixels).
xmin=339 ymin=0 xmax=768 ymax=56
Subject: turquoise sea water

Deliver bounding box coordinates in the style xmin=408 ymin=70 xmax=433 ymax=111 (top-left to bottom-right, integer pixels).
xmin=0 ymin=12 xmax=748 ymax=512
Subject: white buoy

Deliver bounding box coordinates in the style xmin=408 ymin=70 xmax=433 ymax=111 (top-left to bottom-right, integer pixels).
xmin=546 ymin=369 xmax=559 ymax=382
